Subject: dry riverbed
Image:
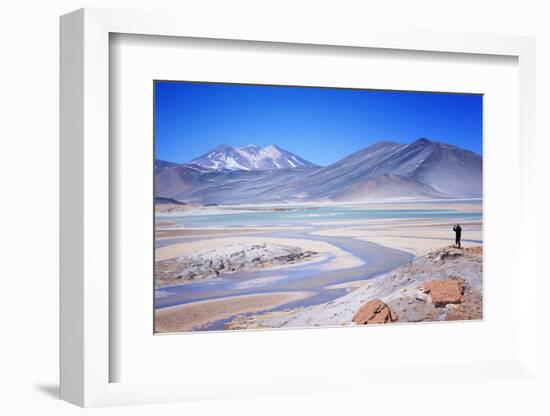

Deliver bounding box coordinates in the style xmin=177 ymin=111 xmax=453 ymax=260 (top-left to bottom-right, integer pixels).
xmin=155 ymin=291 xmax=314 ymax=333
xmin=154 ymin=201 xmax=482 ymax=332
xmin=226 ymin=246 xmax=483 ymax=329
xmin=155 ymin=242 xmax=319 ymax=287
xmin=155 ymin=236 xmax=365 ymax=288
xmin=311 ymin=219 xmax=482 ymax=256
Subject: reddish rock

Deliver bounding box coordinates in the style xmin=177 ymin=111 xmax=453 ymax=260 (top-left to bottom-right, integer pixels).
xmin=445 ymin=288 xmax=483 ymax=321
xmin=352 ymin=299 xmax=395 ymax=324
xmin=421 ymin=277 xmax=464 ymax=307
xmin=464 ymin=246 xmax=483 ymax=256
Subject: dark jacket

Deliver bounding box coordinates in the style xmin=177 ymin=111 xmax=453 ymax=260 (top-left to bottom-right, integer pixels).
xmin=453 ymin=225 xmax=462 ymax=236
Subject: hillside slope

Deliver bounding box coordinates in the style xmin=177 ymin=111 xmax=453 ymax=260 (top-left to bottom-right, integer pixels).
xmin=155 ymin=138 xmax=482 ymax=203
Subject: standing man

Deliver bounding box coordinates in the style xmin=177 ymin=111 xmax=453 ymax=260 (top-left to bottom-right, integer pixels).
xmin=453 ymin=224 xmax=462 ymax=248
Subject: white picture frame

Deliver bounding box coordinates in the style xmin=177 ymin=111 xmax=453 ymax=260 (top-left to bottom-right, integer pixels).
xmin=60 ymin=7 xmax=538 ymax=408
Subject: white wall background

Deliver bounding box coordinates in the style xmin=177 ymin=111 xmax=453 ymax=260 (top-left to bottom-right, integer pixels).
xmin=0 ymin=1 xmax=548 ymax=415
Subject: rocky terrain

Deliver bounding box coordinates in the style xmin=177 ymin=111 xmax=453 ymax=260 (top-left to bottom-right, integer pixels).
xmin=154 ymin=197 xmax=198 ymax=214
xmin=226 ymin=245 xmax=483 ymax=329
xmin=155 ymin=243 xmax=318 ymax=288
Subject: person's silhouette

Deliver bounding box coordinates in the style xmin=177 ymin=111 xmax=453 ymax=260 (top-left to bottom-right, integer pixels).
xmin=453 ymin=224 xmax=462 ymax=248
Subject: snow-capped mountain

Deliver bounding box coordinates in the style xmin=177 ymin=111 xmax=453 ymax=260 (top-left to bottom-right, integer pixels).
xmin=155 ymin=138 xmax=482 ymax=204
xmin=188 ymin=144 xmax=318 ymax=171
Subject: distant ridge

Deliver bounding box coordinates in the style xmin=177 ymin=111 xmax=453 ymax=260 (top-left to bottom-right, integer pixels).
xmin=155 ymin=138 xmax=482 ymax=204
xmin=155 ymin=159 xmax=179 ymax=169
xmin=155 ymin=197 xmax=187 ymax=205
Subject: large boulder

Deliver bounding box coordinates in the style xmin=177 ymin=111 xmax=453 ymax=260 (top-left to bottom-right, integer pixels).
xmin=352 ymin=299 xmax=396 ymax=324
xmin=421 ymin=277 xmax=464 ymax=307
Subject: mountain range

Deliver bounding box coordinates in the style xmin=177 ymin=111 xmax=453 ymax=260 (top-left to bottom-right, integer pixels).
xmin=188 ymin=143 xmax=319 ymax=171
xmin=155 ymin=139 xmax=482 ymax=204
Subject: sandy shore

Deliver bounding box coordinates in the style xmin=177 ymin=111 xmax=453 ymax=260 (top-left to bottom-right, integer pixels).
xmin=155 ymin=226 xmax=302 ymax=240
xmin=156 ymin=220 xmax=178 ymax=227
xmin=154 ymin=201 xmax=482 ymax=331
xmin=155 ymin=291 xmax=314 ymax=332
xmin=226 ymin=246 xmax=483 ymax=330
xmin=311 ymin=220 xmax=482 ymax=256
xmin=156 ymin=236 xmax=364 ymax=271
xmin=324 ymin=279 xmax=372 ymax=291
xmin=339 ymin=200 xmax=482 ymax=212
xmin=217 ymin=200 xmax=482 ymax=212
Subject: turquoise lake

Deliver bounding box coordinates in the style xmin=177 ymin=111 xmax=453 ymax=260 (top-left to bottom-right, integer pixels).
xmin=163 ymin=203 xmax=482 ymax=228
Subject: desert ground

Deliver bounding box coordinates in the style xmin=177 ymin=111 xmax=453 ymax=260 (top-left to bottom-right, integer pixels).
xmin=154 ymin=199 xmax=482 ymax=333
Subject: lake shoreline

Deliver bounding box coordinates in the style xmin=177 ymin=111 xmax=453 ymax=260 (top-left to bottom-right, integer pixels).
xmin=154 ymin=200 xmax=482 ymax=331
xmin=155 ymin=291 xmax=315 ymax=333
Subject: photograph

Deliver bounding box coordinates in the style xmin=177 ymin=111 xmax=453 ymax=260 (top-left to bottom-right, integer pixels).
xmin=2 ymin=1 xmax=543 ymax=412
xmin=154 ymin=81 xmax=483 ymax=333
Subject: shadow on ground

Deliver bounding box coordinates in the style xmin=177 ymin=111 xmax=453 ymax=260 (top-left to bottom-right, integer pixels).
xmin=34 ymin=383 xmax=59 ymax=399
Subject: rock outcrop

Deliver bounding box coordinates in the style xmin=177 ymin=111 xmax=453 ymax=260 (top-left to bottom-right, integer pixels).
xmin=420 ymin=277 xmax=465 ymax=307
xmin=155 ymin=243 xmax=318 ymax=287
xmin=225 ymin=245 xmax=483 ymax=329
xmin=352 ymin=299 xmax=396 ymax=324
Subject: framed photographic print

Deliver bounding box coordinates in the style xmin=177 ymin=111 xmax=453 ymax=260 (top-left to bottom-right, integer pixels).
xmin=60 ymin=8 xmax=539 ymax=408
xmin=153 ymin=81 xmax=483 ymax=334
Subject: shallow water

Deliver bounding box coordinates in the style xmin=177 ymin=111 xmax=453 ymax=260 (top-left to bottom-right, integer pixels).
xmin=156 ymin=230 xmax=415 ymax=331
xmin=165 ymin=204 xmax=481 ymax=228
xmin=155 ymin=201 xmax=482 ymax=331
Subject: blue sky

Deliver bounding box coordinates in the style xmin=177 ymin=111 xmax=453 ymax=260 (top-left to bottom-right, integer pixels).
xmin=155 ymin=81 xmax=482 ymax=166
